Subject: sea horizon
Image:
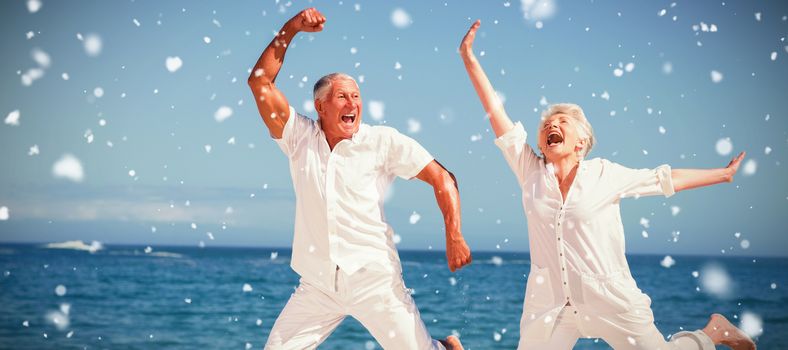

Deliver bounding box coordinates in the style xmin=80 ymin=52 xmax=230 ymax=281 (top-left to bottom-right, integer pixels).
xmin=1 ymin=240 xmax=785 ymax=259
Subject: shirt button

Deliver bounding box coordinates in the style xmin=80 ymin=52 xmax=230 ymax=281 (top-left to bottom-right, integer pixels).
xmin=562 ymin=267 xmax=565 ymax=271
xmin=563 ymin=282 xmax=567 ymax=285
xmin=574 ymin=310 xmax=578 ymax=314
xmin=557 ymin=237 xmax=561 ymax=241
xmin=559 ymin=253 xmax=563 ymax=257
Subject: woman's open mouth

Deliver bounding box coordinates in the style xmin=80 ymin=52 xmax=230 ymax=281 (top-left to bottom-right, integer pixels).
xmin=546 ymin=132 xmax=564 ymax=147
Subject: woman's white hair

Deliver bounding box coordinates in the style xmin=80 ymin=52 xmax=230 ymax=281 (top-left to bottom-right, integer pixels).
xmin=540 ymin=103 xmax=595 ymax=158
xmin=313 ymin=72 xmax=358 ymax=102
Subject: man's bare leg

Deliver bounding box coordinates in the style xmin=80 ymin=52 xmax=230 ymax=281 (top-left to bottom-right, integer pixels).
xmin=439 ymin=335 xmax=464 ymax=350
xmin=702 ymin=313 xmax=756 ymax=350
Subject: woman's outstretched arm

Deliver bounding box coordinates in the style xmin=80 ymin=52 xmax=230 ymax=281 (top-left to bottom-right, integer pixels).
xmin=672 ymin=152 xmax=746 ymax=193
xmin=459 ymin=20 xmax=515 ymax=138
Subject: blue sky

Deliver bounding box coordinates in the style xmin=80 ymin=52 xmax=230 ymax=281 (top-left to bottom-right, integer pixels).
xmin=1 ymin=0 xmax=786 ymax=256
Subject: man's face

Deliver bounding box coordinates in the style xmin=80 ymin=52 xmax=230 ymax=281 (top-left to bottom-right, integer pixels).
xmin=315 ymin=78 xmax=362 ymax=141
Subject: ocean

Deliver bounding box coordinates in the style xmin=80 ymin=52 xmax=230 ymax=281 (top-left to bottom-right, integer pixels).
xmin=0 ymin=244 xmax=785 ymax=349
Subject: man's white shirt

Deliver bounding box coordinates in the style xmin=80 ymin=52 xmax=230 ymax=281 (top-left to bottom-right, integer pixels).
xmin=494 ymin=122 xmax=675 ymax=341
xmin=274 ymin=106 xmax=434 ymax=291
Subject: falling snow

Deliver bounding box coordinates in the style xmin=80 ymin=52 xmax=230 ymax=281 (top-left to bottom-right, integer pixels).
xmin=660 ymin=255 xmax=675 ymax=268
xmin=4 ymin=110 xmax=20 ymax=126
xmin=82 ymin=34 xmax=102 ymax=57
xmin=390 ymin=9 xmax=412 ymax=28
xmin=214 ymin=106 xmax=233 ymax=122
xmin=409 ymin=211 xmax=421 ymax=224
xmin=27 ymin=0 xmax=42 ymax=13
xmin=715 ymin=138 xmax=733 ymax=156
xmin=165 ymin=56 xmax=183 ymax=72
xmin=742 ymin=159 xmax=757 ymax=175
xmin=52 ymin=154 xmax=84 ymax=182
xmin=739 ymin=312 xmax=763 ymax=338
xmin=710 ymin=70 xmax=724 ymax=83
xmin=700 ymin=264 xmax=733 ymax=299
xmin=368 ymin=101 xmax=385 ymax=121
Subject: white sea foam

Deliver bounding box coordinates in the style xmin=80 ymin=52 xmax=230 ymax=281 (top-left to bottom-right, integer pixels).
xmin=44 ymin=240 xmax=103 ymax=253
xmin=148 ymin=251 xmax=184 ymax=258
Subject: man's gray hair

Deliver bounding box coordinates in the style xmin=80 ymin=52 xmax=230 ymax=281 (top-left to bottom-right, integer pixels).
xmin=313 ymin=72 xmax=358 ymax=102
xmin=540 ymin=103 xmax=596 ymax=158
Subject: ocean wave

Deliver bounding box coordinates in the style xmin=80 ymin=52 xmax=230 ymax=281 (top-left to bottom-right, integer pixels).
xmin=0 ymin=248 xmax=15 ymax=255
xmin=43 ymin=240 xmax=103 ymax=253
xmin=107 ymin=250 xmax=185 ymax=259
xmin=476 ymin=258 xmax=531 ymax=266
xmin=399 ymin=259 xmax=532 ymax=266
xmin=148 ymin=251 xmax=184 ymax=258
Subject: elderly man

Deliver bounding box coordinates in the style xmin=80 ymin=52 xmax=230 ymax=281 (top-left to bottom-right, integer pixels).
xmin=247 ymin=8 xmax=471 ymax=350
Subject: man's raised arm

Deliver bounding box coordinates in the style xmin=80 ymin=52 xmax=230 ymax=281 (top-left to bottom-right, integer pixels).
xmin=247 ymin=8 xmax=325 ymax=139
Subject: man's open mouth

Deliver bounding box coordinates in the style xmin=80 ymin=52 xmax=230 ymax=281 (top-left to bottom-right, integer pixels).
xmin=546 ymin=132 xmax=564 ymax=146
xmin=341 ymin=114 xmax=356 ymax=124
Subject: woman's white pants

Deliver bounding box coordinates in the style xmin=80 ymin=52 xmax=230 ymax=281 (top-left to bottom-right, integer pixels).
xmin=519 ymin=305 xmax=715 ymax=350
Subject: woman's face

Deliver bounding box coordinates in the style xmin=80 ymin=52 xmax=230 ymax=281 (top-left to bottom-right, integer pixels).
xmin=537 ymin=113 xmax=585 ymax=162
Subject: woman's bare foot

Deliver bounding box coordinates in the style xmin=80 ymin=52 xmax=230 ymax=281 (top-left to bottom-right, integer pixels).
xmin=439 ymin=335 xmax=464 ymax=350
xmin=702 ymin=313 xmax=756 ymax=350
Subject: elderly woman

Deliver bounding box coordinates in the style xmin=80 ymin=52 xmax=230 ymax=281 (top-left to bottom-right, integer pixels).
xmin=459 ymin=20 xmax=755 ymax=350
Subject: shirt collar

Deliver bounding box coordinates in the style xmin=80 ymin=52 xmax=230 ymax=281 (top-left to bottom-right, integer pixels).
xmin=316 ymin=120 xmax=368 ymax=145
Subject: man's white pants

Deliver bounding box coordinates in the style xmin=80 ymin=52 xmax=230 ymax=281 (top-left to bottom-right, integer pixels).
xmin=264 ymin=267 xmax=445 ymax=350
xmin=518 ymin=305 xmax=715 ymax=350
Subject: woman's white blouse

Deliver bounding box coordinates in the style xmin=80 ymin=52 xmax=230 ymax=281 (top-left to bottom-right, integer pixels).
xmin=494 ymin=122 xmax=675 ymax=341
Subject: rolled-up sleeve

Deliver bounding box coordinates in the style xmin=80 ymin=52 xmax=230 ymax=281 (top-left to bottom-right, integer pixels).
xmin=273 ymin=106 xmax=312 ymax=157
xmin=384 ymin=128 xmax=434 ymax=180
xmin=602 ymin=160 xmax=675 ymax=199
xmin=494 ymin=122 xmax=541 ymax=188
